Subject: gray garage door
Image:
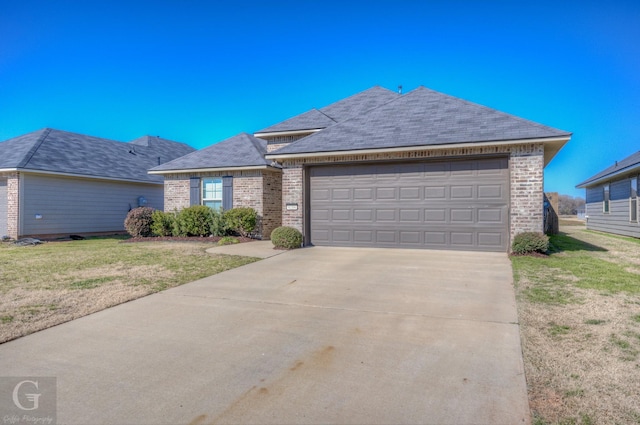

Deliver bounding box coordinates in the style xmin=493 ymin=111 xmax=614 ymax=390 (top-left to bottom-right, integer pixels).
xmin=309 ymin=157 xmax=509 ymax=252
xmin=0 ymin=178 xmax=8 ymax=237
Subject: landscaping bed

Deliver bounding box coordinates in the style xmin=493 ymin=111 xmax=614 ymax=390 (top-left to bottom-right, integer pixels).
xmin=512 ymin=226 xmax=640 ymax=424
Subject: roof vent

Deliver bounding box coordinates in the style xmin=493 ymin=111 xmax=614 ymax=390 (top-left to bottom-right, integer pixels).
xmin=398 ymin=85 xmax=403 ymax=94
xmin=157 ymin=156 xmax=161 ymax=165
xmin=128 ymin=148 xmax=136 ymax=155
xmin=615 ymin=161 xmax=618 ymax=167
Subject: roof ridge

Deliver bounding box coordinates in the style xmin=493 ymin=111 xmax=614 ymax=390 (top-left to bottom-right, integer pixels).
xmin=18 ymin=128 xmax=51 ymax=168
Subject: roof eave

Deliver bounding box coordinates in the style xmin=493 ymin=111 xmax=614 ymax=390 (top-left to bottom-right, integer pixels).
xmin=266 ymin=136 xmax=572 ymax=165
xmin=576 ymin=164 xmax=640 ymax=188
xmin=2 ymin=168 xmax=162 ymax=184
xmin=148 ymin=165 xmax=281 ymax=175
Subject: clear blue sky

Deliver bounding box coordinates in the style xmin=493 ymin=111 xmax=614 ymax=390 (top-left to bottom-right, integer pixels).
xmin=1 ymin=1 xmax=638 ymax=198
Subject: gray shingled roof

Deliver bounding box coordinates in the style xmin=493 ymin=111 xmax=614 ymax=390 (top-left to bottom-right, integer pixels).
xmin=0 ymin=128 xmax=194 ymax=183
xmin=576 ymin=150 xmax=640 ymax=188
xmin=256 ymin=86 xmax=400 ymax=134
xmin=149 ymin=133 xmax=271 ymax=172
xmin=270 ymin=86 xmax=571 ymax=156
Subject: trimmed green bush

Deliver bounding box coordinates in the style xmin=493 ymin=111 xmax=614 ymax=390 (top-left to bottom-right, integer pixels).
xmin=176 ymin=205 xmax=213 ymax=237
xmin=150 ymin=210 xmax=175 ymax=237
xmin=223 ymin=207 xmax=258 ymax=238
xmin=271 ymin=226 xmax=303 ymax=249
xmin=124 ymin=207 xmax=155 ymax=237
xmin=512 ymin=232 xmax=549 ymax=255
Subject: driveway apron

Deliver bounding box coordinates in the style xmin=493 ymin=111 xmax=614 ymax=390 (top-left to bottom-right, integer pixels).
xmin=0 ymin=247 xmax=529 ymax=425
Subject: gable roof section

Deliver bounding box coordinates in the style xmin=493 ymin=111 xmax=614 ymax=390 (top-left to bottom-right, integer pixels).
xmin=0 ymin=128 xmax=194 ymax=183
xmin=576 ymin=150 xmax=640 ymax=188
xmin=149 ymin=133 xmax=273 ymax=173
xmin=255 ymin=86 xmax=400 ymax=134
xmin=267 ymin=86 xmax=572 ymax=165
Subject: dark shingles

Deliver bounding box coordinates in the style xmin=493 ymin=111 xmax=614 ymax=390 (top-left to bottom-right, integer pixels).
xmin=256 ymin=86 xmax=399 ymax=134
xmin=255 ymin=109 xmax=336 ymax=133
xmin=0 ymin=128 xmax=195 ymax=183
xmin=576 ymin=151 xmax=640 ymax=188
xmin=150 ymin=133 xmax=271 ymax=171
xmin=271 ymin=86 xmax=571 ymax=155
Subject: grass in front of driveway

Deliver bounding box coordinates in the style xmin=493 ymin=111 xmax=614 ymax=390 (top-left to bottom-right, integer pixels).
xmin=0 ymin=236 xmax=259 ymax=343
xmin=512 ymin=226 xmax=640 ymax=425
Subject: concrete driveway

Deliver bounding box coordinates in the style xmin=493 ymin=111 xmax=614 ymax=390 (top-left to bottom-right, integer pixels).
xmin=0 ymin=246 xmax=529 ymax=425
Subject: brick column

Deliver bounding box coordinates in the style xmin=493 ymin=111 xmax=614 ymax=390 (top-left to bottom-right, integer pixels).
xmin=7 ymin=172 xmax=20 ymax=239
xmin=510 ymin=144 xmax=545 ymax=242
xmin=281 ymin=166 xmax=303 ymax=232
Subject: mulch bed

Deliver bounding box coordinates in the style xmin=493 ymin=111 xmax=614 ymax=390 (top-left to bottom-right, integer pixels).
xmin=121 ymin=236 xmax=256 ymax=244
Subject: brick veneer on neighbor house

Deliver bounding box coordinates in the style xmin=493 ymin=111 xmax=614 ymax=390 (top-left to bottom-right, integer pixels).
xmin=280 ymin=143 xmax=545 ymax=244
xmin=1 ymin=172 xmax=20 ymax=239
xmin=163 ymin=170 xmax=282 ymax=238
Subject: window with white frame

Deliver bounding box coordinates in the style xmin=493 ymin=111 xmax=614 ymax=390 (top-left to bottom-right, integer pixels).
xmin=631 ymin=177 xmax=638 ymax=222
xmin=603 ymin=183 xmax=610 ymax=214
xmin=202 ymin=178 xmax=222 ymax=210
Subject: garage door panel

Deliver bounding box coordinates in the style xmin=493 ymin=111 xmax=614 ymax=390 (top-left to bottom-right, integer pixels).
xmin=309 ymin=158 xmax=509 ymax=251
xmin=425 ymin=186 xmax=446 ymax=199
xmin=451 ymin=185 xmax=473 ymax=198
xmin=478 ymin=185 xmax=503 ymax=199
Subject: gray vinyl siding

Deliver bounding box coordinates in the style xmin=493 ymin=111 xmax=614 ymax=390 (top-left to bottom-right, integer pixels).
xmin=585 ymin=179 xmax=640 ymax=238
xmin=21 ymin=174 xmax=163 ymax=236
xmin=610 ymin=179 xmax=630 ymax=200
xmin=0 ymin=178 xmax=7 ymax=236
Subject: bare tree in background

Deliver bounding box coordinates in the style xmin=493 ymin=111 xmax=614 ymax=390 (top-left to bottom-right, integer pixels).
xmin=558 ymin=194 xmax=585 ymax=215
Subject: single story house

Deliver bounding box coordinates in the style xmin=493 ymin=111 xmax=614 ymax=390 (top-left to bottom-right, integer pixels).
xmin=0 ymin=128 xmax=194 ymax=239
xmin=576 ymin=150 xmax=640 ymax=238
xmin=151 ymin=86 xmax=572 ymax=252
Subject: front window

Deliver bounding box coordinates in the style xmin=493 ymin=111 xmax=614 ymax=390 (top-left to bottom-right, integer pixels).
xmin=603 ymin=183 xmax=610 ymax=214
xmin=631 ymin=177 xmax=638 ymax=222
xmin=202 ymin=178 xmax=222 ymax=210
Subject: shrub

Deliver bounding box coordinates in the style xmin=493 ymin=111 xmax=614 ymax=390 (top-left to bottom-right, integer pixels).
xmin=209 ymin=208 xmax=229 ymax=237
xmin=217 ymin=236 xmax=239 ymax=246
xmin=512 ymin=232 xmax=549 ymax=255
xmin=223 ymin=207 xmax=258 ymax=238
xmin=271 ymin=226 xmax=303 ymax=249
xmin=124 ymin=207 xmax=155 ymax=237
xmin=176 ymin=206 xmax=213 ymax=236
xmin=150 ymin=210 xmax=175 ymax=237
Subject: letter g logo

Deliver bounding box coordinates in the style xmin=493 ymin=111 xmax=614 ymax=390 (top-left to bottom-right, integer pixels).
xmin=12 ymin=380 xmax=41 ymax=411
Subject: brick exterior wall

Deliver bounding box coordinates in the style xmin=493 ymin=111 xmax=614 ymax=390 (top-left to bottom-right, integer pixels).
xmin=164 ymin=179 xmax=190 ymax=212
xmin=263 ymin=134 xmax=311 ymax=153
xmin=162 ymin=169 xmax=282 ymax=239
xmin=279 ymin=143 xmax=546 ymax=248
xmin=1 ymin=172 xmax=21 ymax=239
xmin=262 ymin=171 xmax=282 ymax=238
xmin=510 ymin=145 xmax=545 ymax=236
xmin=282 ymin=167 xmax=304 ymax=230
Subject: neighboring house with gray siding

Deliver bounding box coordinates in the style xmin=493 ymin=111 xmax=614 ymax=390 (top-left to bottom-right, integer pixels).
xmin=152 ymin=86 xmax=572 ymax=252
xmin=576 ymin=150 xmax=640 ymax=238
xmin=0 ymin=128 xmax=194 ymax=239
